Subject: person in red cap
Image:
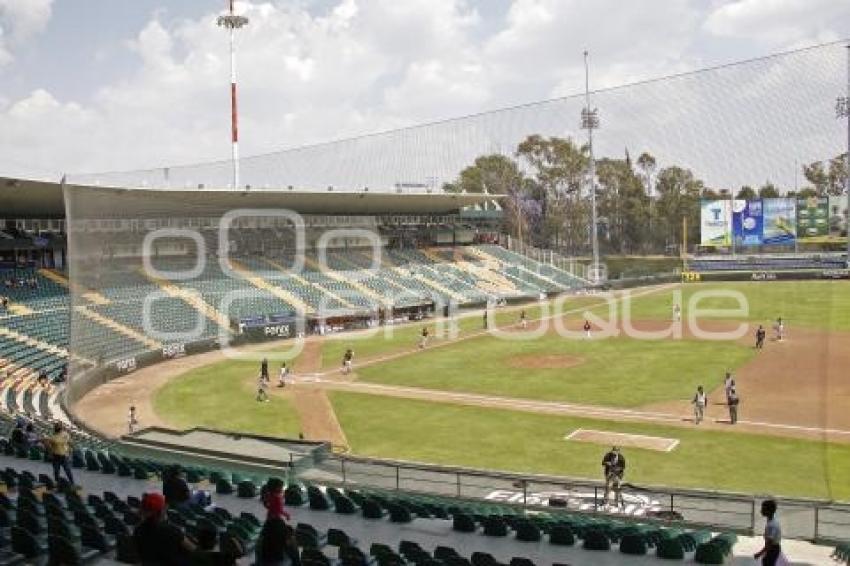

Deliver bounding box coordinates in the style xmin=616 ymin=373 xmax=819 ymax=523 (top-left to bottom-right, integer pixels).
xmin=133 ymin=492 xmax=195 ymax=565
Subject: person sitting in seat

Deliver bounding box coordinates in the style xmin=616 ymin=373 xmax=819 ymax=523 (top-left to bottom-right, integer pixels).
xmin=190 ymin=523 xmax=242 ymax=566
xmin=255 ymin=517 xmax=300 ymax=566
xmin=163 ymin=466 xmax=210 ymax=510
xmin=133 ymin=492 xmax=195 ymax=566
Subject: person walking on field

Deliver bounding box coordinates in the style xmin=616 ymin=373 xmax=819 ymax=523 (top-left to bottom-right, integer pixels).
xmin=727 ymin=387 xmax=739 ymax=425
xmin=128 ymin=406 xmax=139 ymax=434
xmin=601 ymin=447 xmax=626 ymax=508
xmin=419 ymin=327 xmax=429 ymax=349
xmin=755 ymin=325 xmax=766 ymax=349
xmin=692 ymin=385 xmax=708 ymax=425
xmin=672 ymin=303 xmax=681 ymax=322
xmin=260 ymin=357 xmax=269 ymax=382
xmin=583 ymin=320 xmax=592 ymax=339
xmin=278 ymin=362 xmax=289 ymax=387
xmin=342 ymin=348 xmax=354 ymax=374
xmin=256 ymin=374 xmax=269 ymax=402
xmin=774 ymin=318 xmax=785 ymax=342
xmin=520 ymin=309 xmax=527 ymax=329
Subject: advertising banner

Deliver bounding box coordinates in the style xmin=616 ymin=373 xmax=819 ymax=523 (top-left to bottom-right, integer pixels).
xmin=796 ymin=197 xmax=829 ymax=241
xmin=762 ymin=198 xmax=796 ymax=245
xmin=828 ymin=196 xmax=848 ymax=241
xmin=700 ymin=200 xmax=732 ymax=246
xmin=732 ymin=199 xmax=763 ymax=246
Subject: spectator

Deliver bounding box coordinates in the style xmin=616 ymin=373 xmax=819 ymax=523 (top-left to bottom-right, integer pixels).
xmin=24 ymin=423 xmax=38 ymax=447
xmin=9 ymin=421 xmax=26 ymax=453
xmin=260 ymin=477 xmax=291 ymax=521
xmin=133 ymin=492 xmax=195 ymax=566
xmin=190 ymin=523 xmax=241 ymax=566
xmin=255 ymin=517 xmax=300 ymax=566
xmin=754 ymin=499 xmax=783 ymax=565
xmin=43 ymin=422 xmax=74 ymax=485
xmin=163 ymin=466 xmax=210 ymax=510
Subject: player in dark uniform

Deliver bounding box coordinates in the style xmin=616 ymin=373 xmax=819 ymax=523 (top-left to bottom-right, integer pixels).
xmin=260 ymin=358 xmax=269 ymax=382
xmin=601 ymin=447 xmax=626 ymax=508
xmin=755 ymin=325 xmax=766 ymax=349
xmin=342 ymin=349 xmax=354 ymax=374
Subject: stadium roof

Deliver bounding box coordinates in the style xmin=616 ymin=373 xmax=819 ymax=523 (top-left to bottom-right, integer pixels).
xmin=0 ymin=177 xmax=499 ymax=219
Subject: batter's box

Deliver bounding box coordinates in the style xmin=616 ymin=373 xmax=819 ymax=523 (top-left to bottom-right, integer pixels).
xmin=565 ymin=429 xmax=679 ymax=452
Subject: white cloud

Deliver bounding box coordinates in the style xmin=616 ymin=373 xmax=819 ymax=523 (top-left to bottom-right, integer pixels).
xmin=0 ymin=0 xmax=52 ymax=66
xmin=0 ymin=0 xmax=846 ymax=188
xmin=705 ymin=0 xmax=850 ymax=48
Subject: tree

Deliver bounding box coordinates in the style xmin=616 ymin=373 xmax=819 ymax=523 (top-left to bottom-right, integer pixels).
xmin=803 ymin=154 xmax=847 ymax=196
xmin=636 ymin=152 xmax=657 ymax=197
xmin=735 ymin=185 xmax=757 ymax=200
xmin=596 ymin=158 xmax=650 ymax=253
xmin=758 ymin=182 xmax=780 ymax=198
xmin=515 ymin=135 xmax=590 ymax=254
xmin=655 ymin=167 xmax=704 ymax=253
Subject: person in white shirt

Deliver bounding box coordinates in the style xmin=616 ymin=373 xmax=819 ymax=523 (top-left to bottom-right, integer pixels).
xmin=692 ymin=386 xmax=707 ymax=424
xmin=277 ymin=362 xmax=289 ymax=388
xmin=672 ymin=303 xmax=681 ymax=322
xmin=128 ymin=406 xmax=138 ymax=434
xmin=754 ymin=499 xmax=782 ymax=565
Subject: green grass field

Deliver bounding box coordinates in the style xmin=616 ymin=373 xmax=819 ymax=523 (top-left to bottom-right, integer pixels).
xmin=153 ymin=361 xmax=301 ymax=437
xmin=331 ymin=392 xmax=850 ymax=500
xmin=151 ymin=281 xmax=850 ymax=500
xmin=356 ymin=333 xmax=754 ymax=407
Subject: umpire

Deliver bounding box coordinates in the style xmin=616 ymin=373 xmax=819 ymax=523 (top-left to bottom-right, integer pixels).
xmin=602 ymin=446 xmax=626 ymax=507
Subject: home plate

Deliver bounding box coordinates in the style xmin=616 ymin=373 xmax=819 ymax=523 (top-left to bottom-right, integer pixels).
xmin=565 ymin=429 xmax=679 ymax=452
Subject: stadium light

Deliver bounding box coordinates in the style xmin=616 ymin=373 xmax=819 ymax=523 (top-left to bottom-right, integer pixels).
xmin=839 ymin=44 xmax=850 ymax=265
xmin=217 ymin=1 xmax=249 ymax=191
xmin=581 ymin=51 xmax=601 ymax=282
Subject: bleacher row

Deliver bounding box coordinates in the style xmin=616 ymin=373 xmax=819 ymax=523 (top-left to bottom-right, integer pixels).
xmin=689 ymin=255 xmax=846 ymax=273
xmin=0 ymin=245 xmax=584 ymax=375
xmin=0 ymin=435 xmax=743 ymax=566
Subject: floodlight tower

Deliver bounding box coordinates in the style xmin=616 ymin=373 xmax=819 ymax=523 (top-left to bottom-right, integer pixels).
xmin=838 ymin=45 xmax=850 ymax=265
xmin=217 ymin=1 xmax=249 ymax=190
xmin=581 ymin=51 xmax=600 ymax=282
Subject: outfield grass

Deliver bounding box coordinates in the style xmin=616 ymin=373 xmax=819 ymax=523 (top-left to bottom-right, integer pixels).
xmin=331 ymin=391 xmax=850 ymax=500
xmin=319 ymin=294 xmax=607 ymax=369
xmin=608 ymin=281 xmax=850 ymax=331
xmin=356 ymin=332 xmax=754 ymax=407
xmin=153 ymin=361 xmax=301 ymax=437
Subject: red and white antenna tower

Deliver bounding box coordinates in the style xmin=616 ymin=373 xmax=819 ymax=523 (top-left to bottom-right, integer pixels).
xmin=217 ymin=1 xmax=249 ymax=190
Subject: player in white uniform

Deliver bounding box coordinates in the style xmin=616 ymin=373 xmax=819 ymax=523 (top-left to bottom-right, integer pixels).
xmin=692 ymin=385 xmax=707 ymax=424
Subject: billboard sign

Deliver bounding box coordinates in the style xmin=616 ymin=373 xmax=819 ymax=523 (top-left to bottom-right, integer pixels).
xmin=762 ymin=198 xmax=796 ymax=245
xmin=700 ymin=200 xmax=732 ymax=246
xmin=796 ymin=197 xmax=829 ymax=241
xmin=732 ymin=199 xmax=763 ymax=246
xmin=828 ymin=196 xmax=848 ymax=241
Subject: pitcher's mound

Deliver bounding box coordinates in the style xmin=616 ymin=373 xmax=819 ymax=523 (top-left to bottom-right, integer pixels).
xmin=508 ymin=354 xmax=583 ymax=370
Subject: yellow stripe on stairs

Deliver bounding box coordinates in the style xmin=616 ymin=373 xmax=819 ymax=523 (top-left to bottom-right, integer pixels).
xmin=233 ymin=259 xmax=312 ymax=315
xmin=0 ymin=326 xmax=68 ymax=358
xmin=75 ymin=306 xmax=161 ymax=350
xmin=139 ymin=269 xmax=233 ymax=331
xmin=38 ymin=268 xmax=111 ymax=305
xmin=393 ymin=267 xmax=466 ymax=303
xmin=301 ymin=256 xmax=380 ymax=306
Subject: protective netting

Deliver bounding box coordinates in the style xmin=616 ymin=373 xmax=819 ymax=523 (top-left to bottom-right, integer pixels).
xmin=66 ymin=41 xmax=846 ymax=192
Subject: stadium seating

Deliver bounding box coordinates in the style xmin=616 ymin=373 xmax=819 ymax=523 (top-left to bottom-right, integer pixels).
xmin=690 ymin=254 xmax=846 ymax=273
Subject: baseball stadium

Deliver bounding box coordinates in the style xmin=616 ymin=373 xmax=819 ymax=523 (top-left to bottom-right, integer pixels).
xmin=1 ymin=25 xmax=849 ymax=566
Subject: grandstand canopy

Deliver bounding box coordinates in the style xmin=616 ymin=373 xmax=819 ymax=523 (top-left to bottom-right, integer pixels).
xmin=0 ymin=176 xmax=498 ymax=219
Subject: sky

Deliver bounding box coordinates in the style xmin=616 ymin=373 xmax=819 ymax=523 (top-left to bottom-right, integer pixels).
xmin=0 ymin=0 xmax=849 ymax=183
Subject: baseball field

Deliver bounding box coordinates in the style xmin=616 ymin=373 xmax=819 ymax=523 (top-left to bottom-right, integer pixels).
xmin=75 ymin=280 xmax=850 ymax=500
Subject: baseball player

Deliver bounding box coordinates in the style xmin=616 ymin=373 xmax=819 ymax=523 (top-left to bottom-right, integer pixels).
xmin=342 ymin=348 xmax=354 ymax=374
xmin=692 ymin=385 xmax=707 ymax=424
xmin=256 ymin=374 xmax=269 ymax=402
xmin=755 ymin=325 xmax=766 ymax=349
xmin=774 ymin=318 xmax=785 ymax=342
xmin=419 ymin=327 xmax=429 ymax=349
xmin=727 ymin=387 xmax=739 ymax=425
xmin=583 ymin=320 xmax=592 ymax=339
xmin=520 ymin=309 xmax=527 ymax=329
xmin=128 ymin=406 xmax=139 ymax=434
xmin=601 ymin=447 xmax=626 ymax=508
xmin=278 ymin=362 xmax=289 ymax=387
xmin=672 ymin=303 xmax=681 ymax=322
